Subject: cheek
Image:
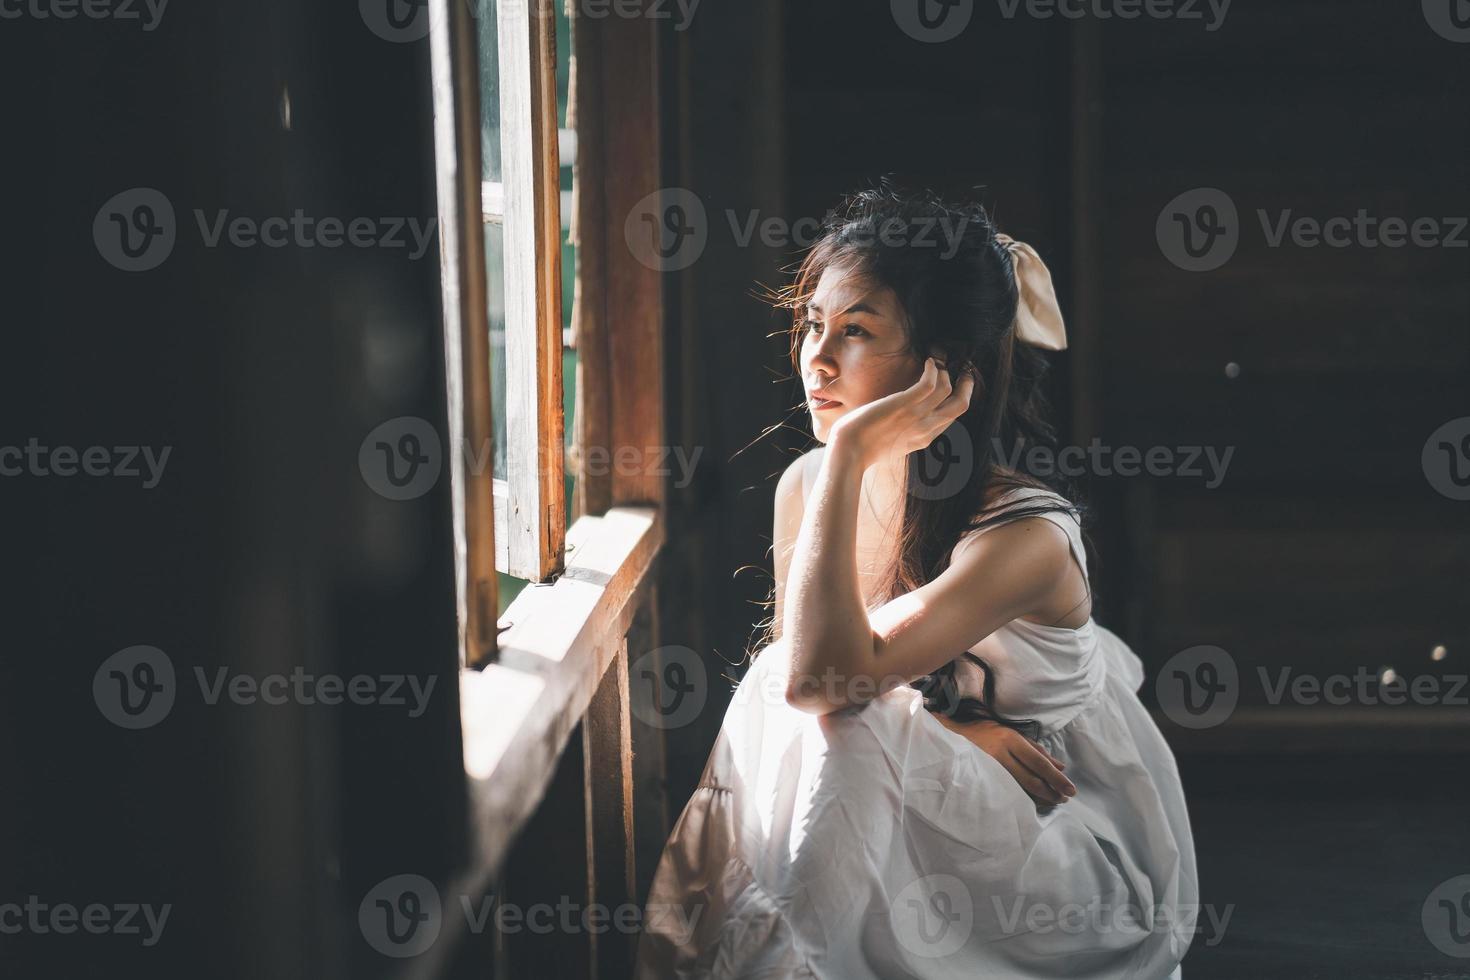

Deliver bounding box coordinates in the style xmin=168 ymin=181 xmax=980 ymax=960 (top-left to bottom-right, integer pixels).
xmin=858 ymin=353 xmax=921 ymax=401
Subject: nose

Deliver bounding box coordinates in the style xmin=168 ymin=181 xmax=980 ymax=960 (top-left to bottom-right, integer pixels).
xmin=802 ymin=321 xmax=839 ymax=378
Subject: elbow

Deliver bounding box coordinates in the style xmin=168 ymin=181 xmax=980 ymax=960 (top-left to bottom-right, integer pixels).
xmin=783 ymin=653 xmax=862 ymax=716
xmin=784 ymin=682 xmax=844 ymax=716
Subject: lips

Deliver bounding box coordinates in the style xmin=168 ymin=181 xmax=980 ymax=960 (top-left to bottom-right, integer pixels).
xmin=808 ymin=393 xmax=842 ymax=410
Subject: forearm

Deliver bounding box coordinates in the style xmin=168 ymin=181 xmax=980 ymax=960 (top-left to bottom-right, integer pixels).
xmin=782 ymin=435 xmax=875 ymax=687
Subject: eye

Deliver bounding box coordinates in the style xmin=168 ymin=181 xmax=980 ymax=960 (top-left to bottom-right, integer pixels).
xmin=802 ymin=319 xmax=866 ymax=338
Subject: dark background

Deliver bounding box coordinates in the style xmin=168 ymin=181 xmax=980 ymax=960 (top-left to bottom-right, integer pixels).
xmin=664 ymin=0 xmax=1469 ymax=759
xmin=2 ymin=4 xmax=467 ymax=978
xmin=2 ymin=0 xmax=1467 ymax=978
xmin=660 ymin=1 xmax=1470 ymax=976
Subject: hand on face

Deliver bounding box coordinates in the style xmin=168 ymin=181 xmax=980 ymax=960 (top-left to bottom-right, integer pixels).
xmin=826 ymin=357 xmax=976 ymax=469
xmin=801 ymin=264 xmax=958 ymax=447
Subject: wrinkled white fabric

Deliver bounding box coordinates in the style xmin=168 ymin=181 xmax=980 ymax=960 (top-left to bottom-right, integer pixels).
xmin=636 ymin=489 xmax=1198 ymax=979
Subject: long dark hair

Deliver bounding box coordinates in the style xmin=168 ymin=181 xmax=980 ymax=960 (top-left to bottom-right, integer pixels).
xmin=759 ymin=180 xmax=1089 ymax=740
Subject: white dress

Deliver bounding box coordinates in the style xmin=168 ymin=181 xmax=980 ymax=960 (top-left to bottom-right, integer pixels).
xmin=635 ymin=488 xmax=1198 ymax=979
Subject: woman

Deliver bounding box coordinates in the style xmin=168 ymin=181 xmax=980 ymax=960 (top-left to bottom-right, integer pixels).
xmin=635 ymin=184 xmax=1198 ymax=979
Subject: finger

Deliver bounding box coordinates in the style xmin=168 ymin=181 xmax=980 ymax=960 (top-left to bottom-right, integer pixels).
xmin=909 ymin=367 xmax=950 ymax=421
xmin=929 ymin=360 xmax=953 ymax=405
xmin=1024 ymin=737 xmax=1065 ymax=770
xmin=958 ymin=369 xmax=977 ymax=400
xmin=998 ymin=754 xmax=1057 ymax=802
xmin=1020 ymin=741 xmax=1076 ymax=796
xmin=1008 ymin=749 xmax=1068 ymax=803
xmin=933 ymin=372 xmax=975 ymax=418
xmin=904 ymin=358 xmax=939 ymax=403
xmin=924 ymin=357 xmax=946 ymax=397
xmin=1011 ymin=752 xmax=1070 ymax=805
xmin=1004 ymin=756 xmax=1065 ymax=804
xmin=1010 ymin=743 xmax=1077 ymax=799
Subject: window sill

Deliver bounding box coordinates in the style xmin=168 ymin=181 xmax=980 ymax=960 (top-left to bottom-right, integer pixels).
xmin=458 ymin=504 xmax=663 ymax=877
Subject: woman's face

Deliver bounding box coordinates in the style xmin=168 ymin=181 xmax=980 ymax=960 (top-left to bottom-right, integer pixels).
xmin=799 ymin=262 xmax=922 ymax=443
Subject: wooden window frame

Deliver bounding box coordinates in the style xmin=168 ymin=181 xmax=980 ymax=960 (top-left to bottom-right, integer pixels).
xmin=429 ymin=2 xmax=667 ymax=970
xmin=489 ymin=0 xmax=567 ymax=586
xmin=434 ymin=0 xmax=573 ymax=669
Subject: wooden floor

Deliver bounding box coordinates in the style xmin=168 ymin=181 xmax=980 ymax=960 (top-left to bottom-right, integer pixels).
xmin=1179 ymin=752 xmax=1470 ymax=979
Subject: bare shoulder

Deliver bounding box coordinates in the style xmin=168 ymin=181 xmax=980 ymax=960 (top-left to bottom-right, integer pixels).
xmin=950 ymin=514 xmax=1073 ymax=581
xmin=949 ymin=514 xmax=1087 ymax=626
xmin=775 ymin=446 xmax=824 ymax=505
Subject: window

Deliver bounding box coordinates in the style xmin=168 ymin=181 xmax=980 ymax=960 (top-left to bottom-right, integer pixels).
xmin=479 ymin=0 xmax=569 ymax=588
xmin=482 ymin=0 xmax=581 ymax=615
xmin=430 ymin=0 xmax=571 ymax=666
xmin=428 ymin=0 xmax=668 ymax=948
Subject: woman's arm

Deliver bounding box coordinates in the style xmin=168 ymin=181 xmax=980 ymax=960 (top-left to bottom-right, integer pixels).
xmin=772 ymin=439 xmax=1075 ymax=803
xmin=782 ymin=438 xmax=1071 ymax=713
xmin=770 ymin=450 xmax=812 ymax=640
xmin=780 ymin=436 xmax=867 ymax=680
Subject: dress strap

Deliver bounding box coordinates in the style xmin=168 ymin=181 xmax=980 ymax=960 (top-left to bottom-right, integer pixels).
xmin=1023 ymin=493 xmax=1088 ymax=585
xmin=952 ymin=486 xmax=1087 ymax=584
